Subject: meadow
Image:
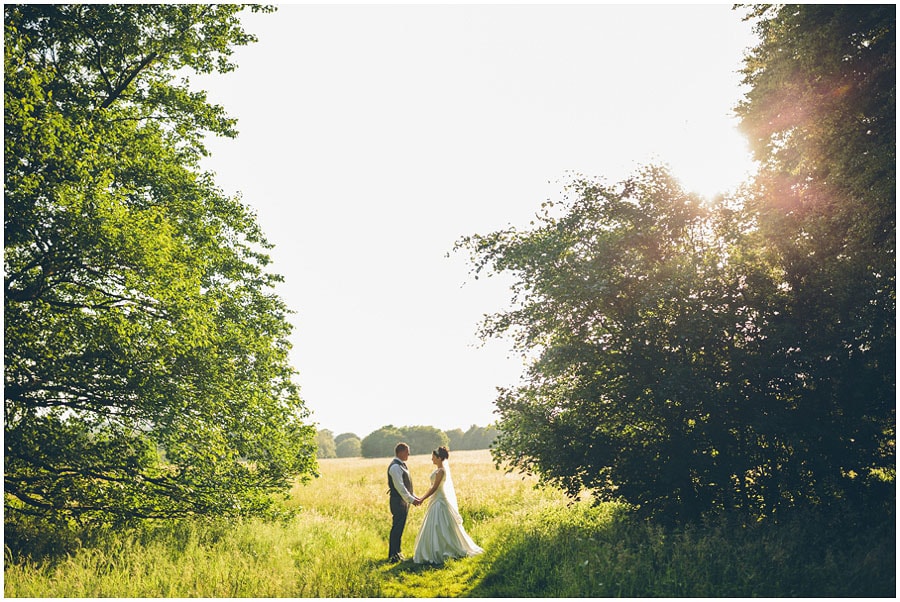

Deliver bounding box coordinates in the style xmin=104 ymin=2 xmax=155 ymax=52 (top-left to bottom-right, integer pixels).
xmin=5 ymin=449 xmax=895 ymax=597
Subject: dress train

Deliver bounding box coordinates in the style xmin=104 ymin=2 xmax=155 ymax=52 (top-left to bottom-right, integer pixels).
xmin=413 ymin=463 xmax=484 ymax=564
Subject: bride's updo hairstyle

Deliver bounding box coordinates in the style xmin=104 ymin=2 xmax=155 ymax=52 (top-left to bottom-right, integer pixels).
xmin=433 ymin=446 xmax=450 ymax=461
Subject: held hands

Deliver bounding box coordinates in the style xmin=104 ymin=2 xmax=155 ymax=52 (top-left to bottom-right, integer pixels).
xmin=412 ymin=496 xmax=423 ymax=506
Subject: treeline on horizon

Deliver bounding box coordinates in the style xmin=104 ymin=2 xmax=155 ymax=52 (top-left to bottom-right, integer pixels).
xmin=316 ymin=424 xmax=499 ymax=459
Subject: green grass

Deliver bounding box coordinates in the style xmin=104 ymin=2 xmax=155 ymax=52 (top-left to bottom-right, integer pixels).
xmin=4 ymin=450 xmax=895 ymax=597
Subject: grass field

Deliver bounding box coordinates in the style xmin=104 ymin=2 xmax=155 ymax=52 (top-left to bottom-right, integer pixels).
xmin=4 ymin=449 xmax=895 ymax=597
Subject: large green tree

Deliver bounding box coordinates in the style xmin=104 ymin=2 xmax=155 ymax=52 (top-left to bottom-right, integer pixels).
xmin=458 ymin=5 xmax=894 ymax=522
xmin=734 ymin=4 xmax=895 ymax=511
xmin=5 ymin=4 xmax=316 ymax=533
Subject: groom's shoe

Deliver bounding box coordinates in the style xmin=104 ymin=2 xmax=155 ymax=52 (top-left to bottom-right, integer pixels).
xmin=389 ymin=553 xmax=405 ymax=563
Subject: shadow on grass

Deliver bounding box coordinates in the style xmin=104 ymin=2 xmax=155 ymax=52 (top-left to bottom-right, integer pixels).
xmin=464 ymin=503 xmax=896 ymax=598
xmin=465 ymin=505 xmax=630 ymax=598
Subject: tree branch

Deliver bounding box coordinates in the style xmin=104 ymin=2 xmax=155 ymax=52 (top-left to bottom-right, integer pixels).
xmin=98 ymin=51 xmax=158 ymax=110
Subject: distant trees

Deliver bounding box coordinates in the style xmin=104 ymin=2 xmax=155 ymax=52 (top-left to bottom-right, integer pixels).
xmin=4 ymin=4 xmax=317 ymax=534
xmin=354 ymin=425 xmax=495 ymax=458
xmin=361 ymin=426 xmax=406 ymax=458
xmin=457 ymin=425 xmax=499 ymax=450
xmin=402 ymin=426 xmax=450 ymax=457
xmin=445 ymin=428 xmax=466 ymax=450
xmin=335 ymin=433 xmax=361 ymax=458
xmin=317 ymin=430 xmax=337 ymax=459
xmin=444 ymin=425 xmax=499 ymax=450
xmin=457 ymin=5 xmax=894 ymax=523
xmin=319 ymin=429 xmax=364 ymax=458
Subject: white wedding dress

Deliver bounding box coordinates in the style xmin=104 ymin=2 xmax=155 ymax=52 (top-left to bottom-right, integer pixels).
xmin=413 ymin=462 xmax=484 ymax=564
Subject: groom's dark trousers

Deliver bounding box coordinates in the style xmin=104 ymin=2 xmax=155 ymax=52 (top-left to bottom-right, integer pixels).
xmin=387 ymin=458 xmax=413 ymax=559
xmin=388 ymin=495 xmax=408 ymax=559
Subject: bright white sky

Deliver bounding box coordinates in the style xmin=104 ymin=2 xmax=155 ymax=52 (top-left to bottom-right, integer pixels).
xmin=197 ymin=3 xmax=759 ymax=438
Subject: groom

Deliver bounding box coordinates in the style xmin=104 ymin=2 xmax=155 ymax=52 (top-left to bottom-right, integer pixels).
xmin=387 ymin=442 xmax=420 ymax=562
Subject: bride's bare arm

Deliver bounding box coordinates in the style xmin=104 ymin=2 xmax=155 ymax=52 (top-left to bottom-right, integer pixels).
xmin=418 ymin=468 xmax=445 ymax=502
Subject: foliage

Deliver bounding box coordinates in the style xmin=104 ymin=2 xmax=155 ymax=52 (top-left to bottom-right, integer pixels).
xmin=442 ymin=425 xmax=498 ymax=450
xmin=733 ymin=4 xmax=895 ymax=509
xmin=444 ymin=428 xmax=465 ymax=450
xmin=334 ymin=432 xmax=361 ymax=458
xmin=456 ymin=4 xmax=894 ymax=523
xmin=360 ymin=425 xmax=406 ymax=458
xmin=458 ymin=167 xmax=764 ymax=521
xmin=4 ymin=4 xmax=317 ymax=536
xmin=316 ymin=429 xmax=337 ymax=459
xmin=336 ymin=436 xmax=361 ymax=458
xmin=402 ymin=425 xmax=450 ymax=457
xmin=5 ymin=451 xmax=893 ymax=597
xmin=360 ymin=425 xmax=449 ymax=458
xmin=459 ymin=424 xmax=500 ymax=450
xmin=334 ymin=432 xmax=359 ymax=445
xmin=332 ymin=426 xmax=495 ymax=459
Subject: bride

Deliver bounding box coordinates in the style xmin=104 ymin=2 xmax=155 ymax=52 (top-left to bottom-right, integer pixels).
xmin=413 ymin=446 xmax=484 ymax=564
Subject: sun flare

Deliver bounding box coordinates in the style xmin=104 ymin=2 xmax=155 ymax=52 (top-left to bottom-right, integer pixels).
xmin=665 ymin=119 xmax=758 ymax=200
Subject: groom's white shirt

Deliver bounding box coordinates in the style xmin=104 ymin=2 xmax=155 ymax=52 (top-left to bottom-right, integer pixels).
xmin=389 ymin=457 xmax=417 ymax=504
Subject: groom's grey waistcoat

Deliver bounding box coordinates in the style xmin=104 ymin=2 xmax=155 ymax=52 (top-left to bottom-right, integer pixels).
xmin=387 ymin=458 xmax=413 ymax=502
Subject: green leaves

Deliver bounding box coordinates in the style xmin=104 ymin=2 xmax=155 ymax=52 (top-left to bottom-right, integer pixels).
xmin=735 ymin=4 xmax=895 ymax=509
xmin=5 ymin=4 xmax=316 ymax=534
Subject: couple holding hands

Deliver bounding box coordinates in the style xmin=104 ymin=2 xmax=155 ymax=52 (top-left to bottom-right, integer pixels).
xmin=387 ymin=443 xmax=484 ymax=564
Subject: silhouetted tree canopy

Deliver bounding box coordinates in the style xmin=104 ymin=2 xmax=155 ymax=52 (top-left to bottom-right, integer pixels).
xmin=734 ymin=4 xmax=895 ymax=514
xmin=458 ymin=5 xmax=894 ymax=522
